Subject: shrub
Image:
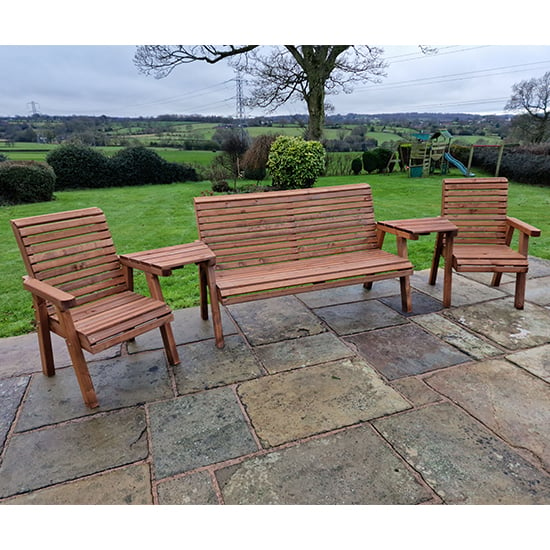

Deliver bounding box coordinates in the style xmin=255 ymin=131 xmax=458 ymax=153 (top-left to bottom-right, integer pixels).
xmin=0 ymin=161 xmax=55 ymax=204
xmin=372 ymin=147 xmax=393 ymax=172
xmin=0 ymin=153 xmax=8 ymax=163
xmin=242 ymin=135 xmax=279 ymax=182
xmin=351 ymin=157 xmax=363 ymax=175
xmin=109 ymin=146 xmax=167 ymax=186
xmin=46 ymin=143 xmax=110 ymax=189
xmin=267 ymin=136 xmax=325 ymax=189
xmin=362 ymin=150 xmax=378 ymax=173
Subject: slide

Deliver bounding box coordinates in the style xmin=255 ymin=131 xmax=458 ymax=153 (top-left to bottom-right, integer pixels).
xmin=444 ymin=152 xmax=475 ymax=177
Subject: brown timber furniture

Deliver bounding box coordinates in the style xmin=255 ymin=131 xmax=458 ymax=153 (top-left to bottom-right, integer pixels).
xmin=194 ymin=183 xmax=415 ymax=348
xmin=430 ymin=177 xmax=541 ymax=309
xmin=11 ymin=207 xmax=180 ymax=409
xmin=376 ymin=217 xmax=458 ymax=305
xmin=119 ymin=241 xmax=218 ymax=326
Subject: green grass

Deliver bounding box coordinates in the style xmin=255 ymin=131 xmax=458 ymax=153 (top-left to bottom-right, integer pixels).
xmin=1 ymin=172 xmax=548 ymax=339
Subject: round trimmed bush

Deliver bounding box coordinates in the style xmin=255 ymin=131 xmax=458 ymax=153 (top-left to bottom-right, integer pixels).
xmin=0 ymin=161 xmax=56 ymax=204
xmin=267 ymin=136 xmax=325 ymax=189
xmin=351 ymin=157 xmax=363 ymax=175
xmin=46 ymin=143 xmax=110 ymax=189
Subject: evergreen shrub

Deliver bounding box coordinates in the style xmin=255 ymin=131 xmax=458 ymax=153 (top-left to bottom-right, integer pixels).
xmin=267 ymin=136 xmax=325 ymax=189
xmin=0 ymin=161 xmax=56 ymax=204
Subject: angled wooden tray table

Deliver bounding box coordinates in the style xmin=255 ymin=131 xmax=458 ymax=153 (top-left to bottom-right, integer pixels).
xmin=119 ymin=241 xmax=221 ymax=338
xmin=376 ymin=217 xmax=458 ymax=307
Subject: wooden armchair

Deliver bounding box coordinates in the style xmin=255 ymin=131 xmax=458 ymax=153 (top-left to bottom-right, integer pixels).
xmin=11 ymin=207 xmax=180 ymax=408
xmin=430 ymin=178 xmax=541 ymax=309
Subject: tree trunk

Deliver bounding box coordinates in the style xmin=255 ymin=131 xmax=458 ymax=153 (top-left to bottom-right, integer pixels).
xmin=305 ymin=86 xmax=325 ymax=141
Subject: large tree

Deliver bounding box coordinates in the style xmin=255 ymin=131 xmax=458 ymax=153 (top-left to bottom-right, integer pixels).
xmin=134 ymin=45 xmax=387 ymax=141
xmin=505 ymin=71 xmax=550 ymax=143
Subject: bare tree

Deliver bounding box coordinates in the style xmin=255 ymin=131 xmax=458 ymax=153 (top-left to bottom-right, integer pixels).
xmin=134 ymin=45 xmax=387 ymax=141
xmin=505 ymin=71 xmax=550 ymax=143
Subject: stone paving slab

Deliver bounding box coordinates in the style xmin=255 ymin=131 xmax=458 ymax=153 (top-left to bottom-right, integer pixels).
xmin=500 ymin=275 xmax=550 ymax=306
xmin=390 ymin=377 xmax=443 ymax=407
xmin=237 ymin=357 xmax=410 ymax=448
xmin=379 ymin=291 xmax=443 ymax=317
xmin=156 ymin=471 xmax=219 ymax=505
xmin=254 ymin=332 xmax=354 ymax=374
xmin=127 ymin=306 xmax=238 ymax=353
xmin=426 ymin=359 xmax=550 ymax=469
xmin=174 ymin=334 xmax=264 ymax=394
xmin=1 ymin=463 xmax=152 ymax=505
xmin=148 ymin=386 xmax=258 ymax=479
xmin=0 ymin=332 xmax=119 ymax=379
xmin=297 ymin=280 xmax=402 ymax=308
xmin=525 ymin=256 xmax=550 ymax=278
xmin=313 ymin=299 xmax=408 ymax=336
xmin=0 ymin=407 xmax=148 ymax=498
xmin=506 ymin=344 xmax=550 ymax=382
xmin=412 ymin=313 xmax=502 ymax=359
xmin=444 ymin=297 xmax=550 ymax=350
xmin=411 ymin=269 xmax=506 ymax=305
xmin=15 ymin=350 xmax=174 ymax=431
xmin=346 ymin=323 xmax=470 ymax=380
xmin=216 ymin=424 xmax=434 ymax=504
xmin=229 ymin=296 xmax=326 ymax=346
xmin=0 ymin=376 xmax=28 ymax=451
xmin=373 ymin=402 xmax=550 ymax=504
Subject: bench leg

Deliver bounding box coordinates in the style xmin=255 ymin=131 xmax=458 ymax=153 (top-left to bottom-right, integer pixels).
xmin=33 ymin=296 xmax=56 ymax=377
xmin=429 ymin=233 xmax=444 ymax=285
xmin=159 ymin=322 xmax=180 ymax=366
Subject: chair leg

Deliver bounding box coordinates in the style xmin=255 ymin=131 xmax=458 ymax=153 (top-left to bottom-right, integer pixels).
xmin=65 ymin=337 xmax=99 ymax=409
xmin=33 ymin=297 xmax=55 ymax=376
xmin=491 ymin=273 xmax=503 ymax=287
xmin=514 ymin=272 xmax=527 ymax=309
xmin=159 ymin=322 xmax=180 ymax=366
xmin=400 ymin=275 xmax=412 ymax=313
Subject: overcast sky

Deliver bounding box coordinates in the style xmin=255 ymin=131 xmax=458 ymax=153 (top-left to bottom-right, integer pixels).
xmin=2 ymin=3 xmax=549 ymax=119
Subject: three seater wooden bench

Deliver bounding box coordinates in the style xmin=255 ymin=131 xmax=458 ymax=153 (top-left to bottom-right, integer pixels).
xmin=194 ymin=183 xmax=415 ymax=348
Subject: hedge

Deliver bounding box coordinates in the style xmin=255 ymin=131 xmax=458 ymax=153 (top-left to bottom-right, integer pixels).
xmin=0 ymin=161 xmax=56 ymax=204
xmin=47 ymin=144 xmax=199 ymax=190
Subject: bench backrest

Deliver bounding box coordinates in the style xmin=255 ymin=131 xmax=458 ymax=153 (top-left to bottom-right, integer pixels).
xmin=11 ymin=207 xmax=127 ymax=306
xmin=194 ymin=184 xmax=378 ymax=270
xmin=441 ymin=177 xmax=509 ymax=246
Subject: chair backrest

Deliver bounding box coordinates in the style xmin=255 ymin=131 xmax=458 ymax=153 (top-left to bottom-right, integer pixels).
xmin=441 ymin=177 xmax=509 ymax=245
xmin=11 ymin=207 xmax=127 ymax=306
xmin=194 ymin=183 xmax=378 ymax=270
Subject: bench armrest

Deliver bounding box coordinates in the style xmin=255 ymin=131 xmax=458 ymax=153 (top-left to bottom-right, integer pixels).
xmin=376 ymin=222 xmax=419 ymax=240
xmin=506 ymin=217 xmax=541 ymax=237
xmin=23 ymin=276 xmax=76 ymax=311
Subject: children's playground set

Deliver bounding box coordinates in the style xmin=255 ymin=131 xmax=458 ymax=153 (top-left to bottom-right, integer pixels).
xmin=393 ymin=130 xmax=504 ymax=178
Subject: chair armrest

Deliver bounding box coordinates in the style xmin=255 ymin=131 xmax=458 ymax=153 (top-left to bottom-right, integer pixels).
xmin=506 ymin=217 xmax=541 ymax=237
xmin=22 ymin=276 xmax=76 ymax=311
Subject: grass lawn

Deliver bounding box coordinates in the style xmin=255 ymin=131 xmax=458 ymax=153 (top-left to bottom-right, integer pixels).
xmin=1 ymin=172 xmax=548 ymax=338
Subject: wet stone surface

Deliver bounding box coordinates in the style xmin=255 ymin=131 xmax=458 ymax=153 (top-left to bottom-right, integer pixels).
xmin=313 ymin=299 xmax=408 ymax=336
xmin=0 ymin=376 xmax=28 ymax=451
xmin=156 ymin=471 xmax=219 ymax=505
xmin=444 ymin=298 xmax=550 ymax=350
xmin=506 ymin=344 xmax=550 ymax=383
xmin=373 ymin=402 xmax=550 ymax=504
xmin=346 ymin=323 xmax=470 ymax=380
xmin=228 ymin=296 xmax=326 ymax=346
xmin=174 ymin=334 xmax=264 ymax=394
xmin=254 ymin=332 xmax=355 ymax=374
xmin=217 ymin=424 xmax=433 ymax=505
xmin=148 ymin=386 xmax=257 ymax=479
xmin=426 ymin=359 xmax=550 ymax=469
xmin=0 ymin=408 xmax=148 ymax=498
xmin=15 ymin=350 xmax=174 ymax=431
xmin=237 ymin=357 xmax=410 ymax=447
xmin=1 ymin=464 xmax=153 ymax=505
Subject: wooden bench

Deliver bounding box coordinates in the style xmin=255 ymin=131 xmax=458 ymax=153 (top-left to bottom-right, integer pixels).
xmin=194 ymin=183 xmax=415 ymax=348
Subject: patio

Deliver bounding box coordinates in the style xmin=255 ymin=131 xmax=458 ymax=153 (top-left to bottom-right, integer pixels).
xmin=0 ymin=260 xmax=549 ymax=504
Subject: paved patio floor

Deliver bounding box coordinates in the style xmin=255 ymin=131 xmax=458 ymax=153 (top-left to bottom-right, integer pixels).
xmin=1 ymin=259 xmax=549 ymax=504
